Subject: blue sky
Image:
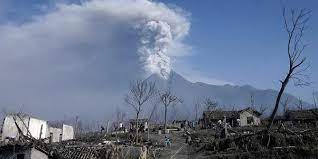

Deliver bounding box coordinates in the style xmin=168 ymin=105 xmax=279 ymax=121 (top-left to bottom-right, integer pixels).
xmin=0 ymin=0 xmax=316 ymax=119
xmin=159 ymin=0 xmax=318 ymax=102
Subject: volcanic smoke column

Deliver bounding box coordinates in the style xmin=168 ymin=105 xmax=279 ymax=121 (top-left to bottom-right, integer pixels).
xmin=138 ymin=20 xmax=174 ymax=79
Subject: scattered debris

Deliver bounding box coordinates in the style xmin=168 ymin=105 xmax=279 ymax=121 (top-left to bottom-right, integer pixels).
xmin=1 ymin=108 xmax=318 ymax=159
xmin=202 ymin=107 xmax=262 ymax=129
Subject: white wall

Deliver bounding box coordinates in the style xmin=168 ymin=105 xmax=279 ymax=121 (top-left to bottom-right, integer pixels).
xmin=28 ymin=118 xmax=48 ymax=139
xmin=1 ymin=114 xmax=74 ymax=142
xmin=239 ymin=111 xmax=261 ymax=126
xmin=49 ymin=127 xmax=62 ymax=143
xmin=1 ymin=114 xmax=48 ymax=141
xmin=30 ymin=148 xmax=49 ymax=159
xmin=1 ymin=115 xmax=30 ymax=141
xmin=62 ymin=124 xmax=74 ymax=141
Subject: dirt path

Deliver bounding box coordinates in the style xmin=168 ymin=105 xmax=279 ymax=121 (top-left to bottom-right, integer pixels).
xmin=149 ymin=132 xmax=192 ymax=159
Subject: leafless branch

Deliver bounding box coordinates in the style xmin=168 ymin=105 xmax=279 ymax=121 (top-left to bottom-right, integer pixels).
xmin=296 ymin=97 xmax=304 ymax=110
xmin=193 ymin=98 xmax=202 ymax=121
xmin=124 ymin=80 xmax=157 ymax=143
xmin=267 ymin=7 xmax=311 ymax=130
xmin=203 ymin=97 xmax=218 ymax=111
xmin=258 ymin=105 xmax=268 ymax=115
xmin=313 ymin=91 xmax=317 ymax=108
xmin=159 ymin=89 xmax=182 ymax=133
xmin=280 ymin=97 xmax=289 ymax=115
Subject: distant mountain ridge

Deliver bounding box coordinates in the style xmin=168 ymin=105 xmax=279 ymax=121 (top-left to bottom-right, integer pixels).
xmin=146 ymin=71 xmax=310 ymax=119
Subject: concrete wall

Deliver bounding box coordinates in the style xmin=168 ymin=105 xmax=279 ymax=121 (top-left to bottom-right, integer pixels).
xmin=30 ymin=148 xmax=49 ymax=159
xmin=49 ymin=127 xmax=62 ymax=143
xmin=1 ymin=115 xmax=30 ymax=141
xmin=1 ymin=114 xmax=49 ymax=141
xmin=62 ymin=124 xmax=74 ymax=141
xmin=28 ymin=118 xmax=48 ymax=139
xmin=239 ymin=111 xmax=261 ymax=126
xmin=1 ymin=114 xmax=74 ymax=142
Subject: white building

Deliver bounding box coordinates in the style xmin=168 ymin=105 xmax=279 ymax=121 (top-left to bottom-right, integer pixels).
xmin=48 ymin=127 xmax=62 ymax=143
xmin=1 ymin=114 xmax=49 ymax=141
xmin=61 ymin=124 xmax=74 ymax=141
xmin=1 ymin=113 xmax=74 ymax=143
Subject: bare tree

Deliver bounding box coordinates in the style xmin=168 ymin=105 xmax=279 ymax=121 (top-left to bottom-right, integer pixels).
xmin=313 ymin=91 xmax=317 ymax=108
xmin=203 ymin=97 xmax=218 ymax=111
xmin=250 ymin=92 xmax=255 ymax=109
xmin=281 ymin=97 xmax=290 ymax=115
xmin=74 ymin=116 xmax=80 ymax=137
xmin=159 ymin=90 xmax=182 ymax=134
xmin=258 ymin=105 xmax=268 ymax=115
xmin=193 ymin=98 xmax=202 ymax=121
xmin=115 ymin=108 xmax=126 ymax=127
xmin=125 ymin=80 xmax=156 ymax=143
xmin=113 ymin=109 xmax=125 ymax=140
xmin=296 ymin=97 xmax=304 ymax=110
xmin=267 ymin=8 xmax=311 ymax=130
xmin=113 ymin=108 xmax=126 ymax=139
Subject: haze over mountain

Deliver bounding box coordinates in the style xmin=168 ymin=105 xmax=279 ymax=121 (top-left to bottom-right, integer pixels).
xmin=146 ymin=70 xmax=310 ymax=119
xmin=0 ymin=0 xmax=315 ymax=123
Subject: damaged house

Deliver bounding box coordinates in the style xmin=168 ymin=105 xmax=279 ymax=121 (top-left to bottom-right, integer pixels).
xmin=1 ymin=113 xmax=74 ymax=143
xmin=47 ymin=123 xmax=74 ymax=143
xmin=284 ymin=108 xmax=318 ymax=127
xmin=202 ymin=107 xmax=262 ymax=128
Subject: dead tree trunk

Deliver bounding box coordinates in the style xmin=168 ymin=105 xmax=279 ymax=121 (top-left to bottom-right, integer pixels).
xmin=268 ymin=71 xmax=292 ymax=129
xmin=313 ymin=91 xmax=317 ymax=108
xmin=164 ymin=105 xmax=168 ymax=133
xmin=267 ymin=8 xmax=311 ymax=130
xmin=136 ymin=111 xmax=140 ymax=143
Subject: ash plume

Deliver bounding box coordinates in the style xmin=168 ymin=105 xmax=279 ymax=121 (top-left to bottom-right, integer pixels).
xmin=132 ymin=1 xmax=190 ymax=78
xmin=0 ymin=0 xmax=190 ymax=119
xmin=84 ymin=0 xmax=191 ymax=79
xmin=138 ymin=20 xmax=173 ymax=79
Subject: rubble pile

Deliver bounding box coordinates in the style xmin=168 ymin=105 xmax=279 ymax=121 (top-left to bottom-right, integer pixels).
xmin=194 ymin=127 xmax=318 ymax=158
xmin=51 ymin=144 xmax=146 ymax=159
xmin=0 ymin=133 xmax=149 ymax=159
xmin=0 ymin=114 xmax=150 ymax=159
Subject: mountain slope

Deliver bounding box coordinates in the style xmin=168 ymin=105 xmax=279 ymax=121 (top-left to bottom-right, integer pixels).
xmin=146 ymin=71 xmax=309 ymax=119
